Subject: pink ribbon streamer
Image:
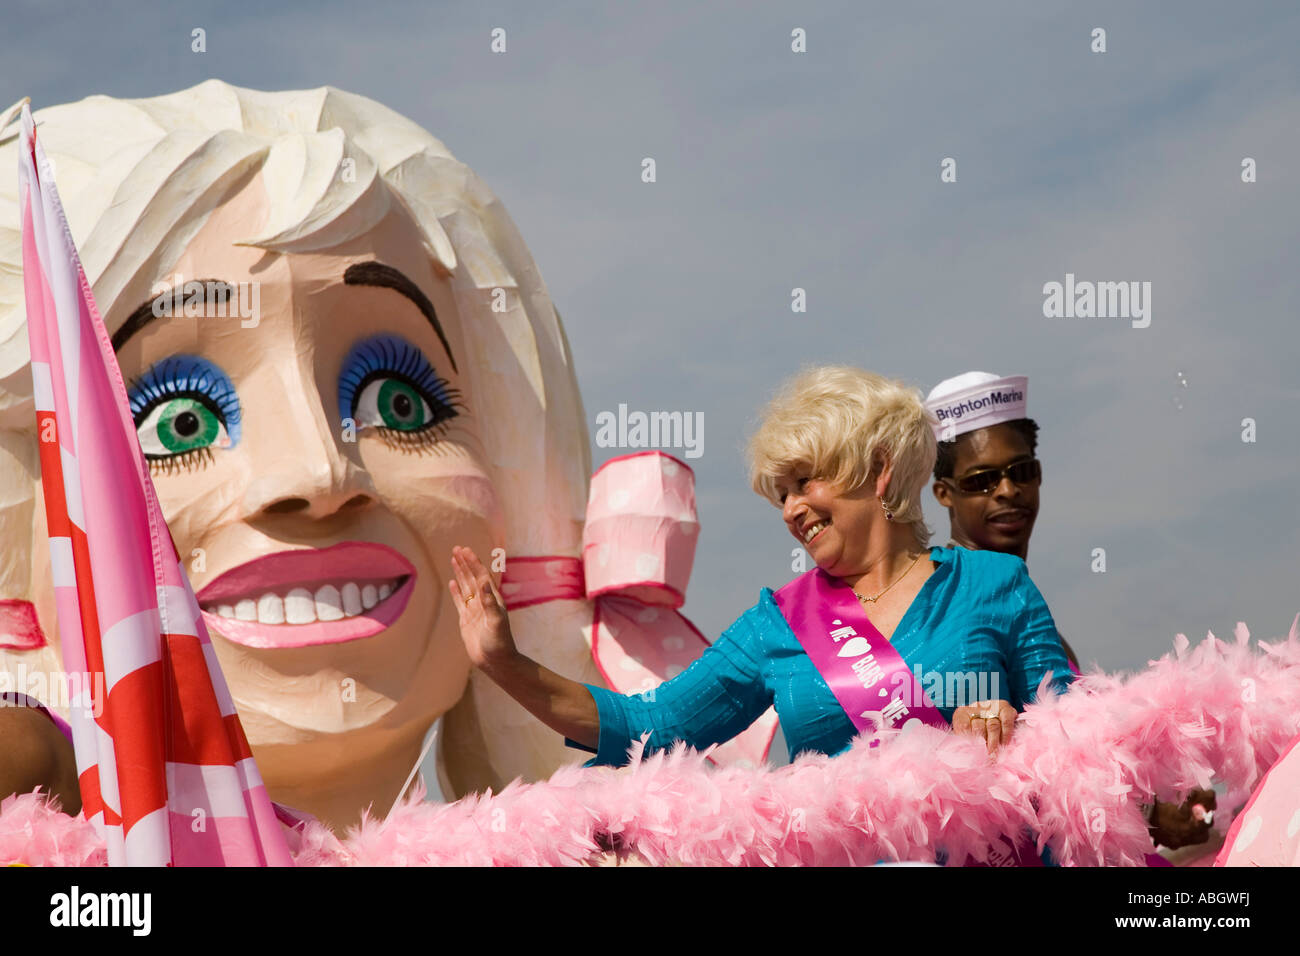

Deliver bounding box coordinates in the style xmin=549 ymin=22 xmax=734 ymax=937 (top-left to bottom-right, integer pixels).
xmin=502 ymin=451 xmax=778 ymax=768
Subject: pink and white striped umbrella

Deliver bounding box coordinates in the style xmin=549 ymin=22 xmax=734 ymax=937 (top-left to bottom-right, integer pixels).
xmin=17 ymin=102 xmax=291 ymax=866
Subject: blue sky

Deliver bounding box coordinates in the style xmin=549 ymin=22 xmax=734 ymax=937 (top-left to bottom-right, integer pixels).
xmin=4 ymin=0 xmax=1298 ymax=672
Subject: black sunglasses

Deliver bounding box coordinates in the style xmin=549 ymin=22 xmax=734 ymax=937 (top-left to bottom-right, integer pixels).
xmin=943 ymin=459 xmax=1041 ymax=495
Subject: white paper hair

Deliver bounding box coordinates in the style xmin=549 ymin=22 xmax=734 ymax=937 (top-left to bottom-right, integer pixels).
xmin=0 ymin=80 xmax=598 ymax=796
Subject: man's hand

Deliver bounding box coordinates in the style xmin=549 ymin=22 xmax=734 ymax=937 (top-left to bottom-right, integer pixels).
xmin=1149 ymin=789 xmax=1217 ymax=849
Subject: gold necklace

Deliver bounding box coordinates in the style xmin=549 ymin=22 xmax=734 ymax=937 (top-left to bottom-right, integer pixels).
xmin=855 ymin=551 xmax=923 ymax=605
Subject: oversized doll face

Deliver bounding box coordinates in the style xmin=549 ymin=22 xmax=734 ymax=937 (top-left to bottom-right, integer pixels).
xmin=31 ymin=170 xmax=502 ymax=808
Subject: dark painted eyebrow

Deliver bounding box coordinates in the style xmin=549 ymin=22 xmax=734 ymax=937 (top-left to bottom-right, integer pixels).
xmin=112 ymin=265 xmax=458 ymax=375
xmin=111 ymin=280 xmax=234 ymax=352
xmin=344 ymin=261 xmax=457 ymax=374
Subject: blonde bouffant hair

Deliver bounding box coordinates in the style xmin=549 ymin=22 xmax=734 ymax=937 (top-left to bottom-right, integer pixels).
xmin=748 ymin=366 xmax=937 ymax=550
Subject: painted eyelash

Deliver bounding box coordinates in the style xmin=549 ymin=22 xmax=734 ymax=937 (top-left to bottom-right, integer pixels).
xmin=146 ymin=446 xmax=216 ymax=475
xmin=338 ymin=336 xmax=458 ymax=415
xmin=126 ymin=355 xmax=241 ymax=432
xmin=372 ymin=418 xmax=461 ymax=454
xmin=338 ymin=336 xmax=463 ymax=448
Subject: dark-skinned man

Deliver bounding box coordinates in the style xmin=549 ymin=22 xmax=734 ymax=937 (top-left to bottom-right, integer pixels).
xmin=926 ymin=371 xmax=1214 ymax=856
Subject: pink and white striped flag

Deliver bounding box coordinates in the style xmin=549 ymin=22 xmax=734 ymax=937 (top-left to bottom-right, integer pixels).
xmin=17 ymin=102 xmax=292 ymax=866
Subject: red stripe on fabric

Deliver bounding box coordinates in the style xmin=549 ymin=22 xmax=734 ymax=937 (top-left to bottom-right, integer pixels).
xmin=223 ymin=714 xmax=255 ymax=764
xmin=78 ymin=766 xmax=122 ymax=827
xmin=33 ymin=412 xmax=72 ymax=538
xmin=67 ymin=524 xmax=107 ymax=717
xmin=79 ymin=764 xmax=104 ymax=819
xmin=165 ymin=633 xmax=244 ymax=766
xmin=104 ymin=660 xmax=169 ymax=828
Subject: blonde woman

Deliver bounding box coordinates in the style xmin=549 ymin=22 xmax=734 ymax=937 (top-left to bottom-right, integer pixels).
xmin=452 ymin=366 xmax=1075 ymax=798
xmin=0 ymin=81 xmax=604 ymax=827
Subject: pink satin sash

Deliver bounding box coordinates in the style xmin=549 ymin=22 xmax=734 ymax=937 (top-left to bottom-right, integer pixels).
xmin=772 ymin=568 xmax=948 ymax=736
xmin=774 ymin=567 xmax=1047 ymax=866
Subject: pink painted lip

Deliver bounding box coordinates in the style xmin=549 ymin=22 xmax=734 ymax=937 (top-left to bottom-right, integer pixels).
xmin=196 ymin=542 xmax=417 ymax=649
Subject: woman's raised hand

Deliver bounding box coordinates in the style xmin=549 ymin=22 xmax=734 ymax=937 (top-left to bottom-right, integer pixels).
xmin=449 ymin=545 xmax=517 ymax=669
xmin=951 ymin=699 xmax=1018 ymax=756
xmin=447 ymin=545 xmax=601 ymax=750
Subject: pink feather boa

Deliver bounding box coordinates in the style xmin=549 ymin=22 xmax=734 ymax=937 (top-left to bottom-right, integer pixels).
xmin=4 ymin=619 xmax=1298 ymax=866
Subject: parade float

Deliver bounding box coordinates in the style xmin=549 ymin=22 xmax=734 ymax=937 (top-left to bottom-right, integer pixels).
xmin=0 ymin=82 xmax=1294 ymax=866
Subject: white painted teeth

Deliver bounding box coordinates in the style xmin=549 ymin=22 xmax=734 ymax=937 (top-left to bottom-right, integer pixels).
xmin=257 ymin=593 xmax=285 ymax=625
xmin=205 ymin=578 xmax=403 ymax=624
xmin=284 ymin=588 xmax=315 ymax=625
xmin=315 ymin=585 xmax=344 ymax=622
xmin=341 ymin=582 xmax=362 ymax=616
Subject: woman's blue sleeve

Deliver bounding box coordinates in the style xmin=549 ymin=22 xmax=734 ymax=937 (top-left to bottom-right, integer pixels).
xmin=573 ymin=607 xmax=775 ymax=767
xmin=1003 ymin=562 xmax=1075 ymax=708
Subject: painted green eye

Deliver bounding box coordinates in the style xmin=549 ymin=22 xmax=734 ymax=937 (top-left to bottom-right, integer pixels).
xmin=354 ymin=377 xmax=436 ymax=432
xmin=136 ymin=396 xmax=229 ymax=456
xmin=338 ymin=335 xmax=459 ymax=444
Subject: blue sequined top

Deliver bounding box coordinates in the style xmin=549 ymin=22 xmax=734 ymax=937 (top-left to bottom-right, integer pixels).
xmin=573 ymin=546 xmax=1073 ymax=765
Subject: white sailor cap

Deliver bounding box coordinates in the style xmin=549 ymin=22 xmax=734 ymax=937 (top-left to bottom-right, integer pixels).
xmin=925 ymin=371 xmax=1029 ymax=442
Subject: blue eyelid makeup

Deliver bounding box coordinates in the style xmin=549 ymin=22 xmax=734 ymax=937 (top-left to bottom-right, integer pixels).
xmin=337 ymin=334 xmax=456 ymax=424
xmin=126 ymin=355 xmax=242 ymax=446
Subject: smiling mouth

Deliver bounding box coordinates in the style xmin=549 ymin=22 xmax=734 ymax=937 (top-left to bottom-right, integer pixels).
xmin=203 ymin=576 xmax=409 ymax=624
xmin=987 ymin=510 xmax=1032 ymax=529
xmin=196 ymin=542 xmax=416 ymax=649
xmin=802 ymin=519 xmax=830 ymax=544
